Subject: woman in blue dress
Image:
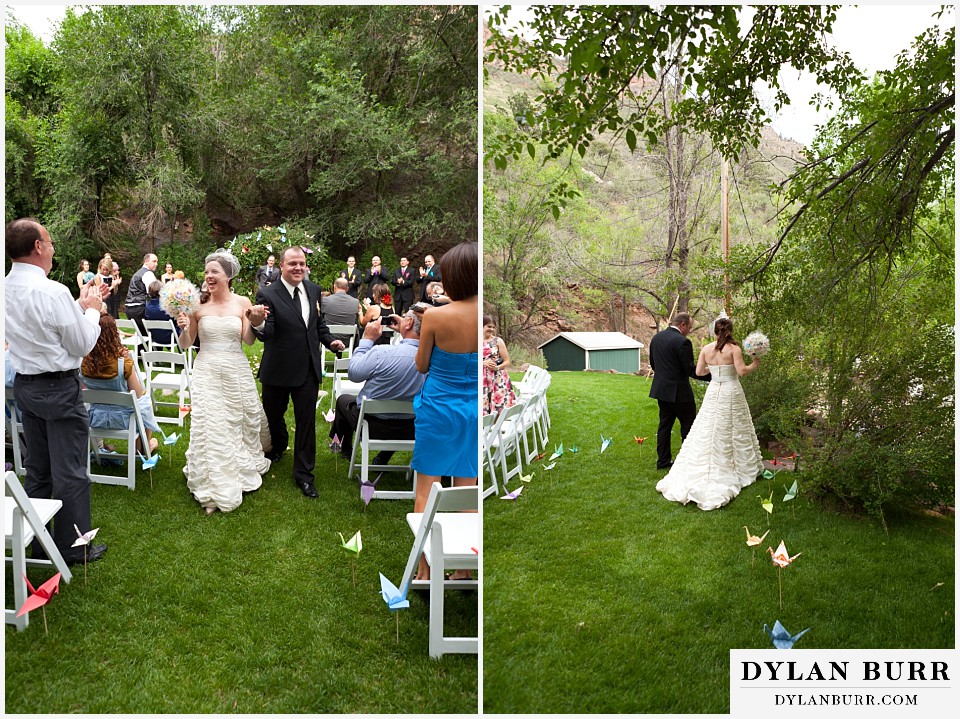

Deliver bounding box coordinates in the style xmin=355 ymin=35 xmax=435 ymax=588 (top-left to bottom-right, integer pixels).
xmin=411 ymin=241 xmax=478 ymax=580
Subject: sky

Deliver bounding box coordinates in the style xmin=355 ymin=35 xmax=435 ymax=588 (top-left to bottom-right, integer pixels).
xmin=4 ymin=2 xmax=953 ymax=145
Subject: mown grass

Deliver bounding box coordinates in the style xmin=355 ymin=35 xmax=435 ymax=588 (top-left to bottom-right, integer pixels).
xmin=482 ymin=371 xmax=954 ymax=714
xmin=5 ymin=344 xmax=477 ymax=713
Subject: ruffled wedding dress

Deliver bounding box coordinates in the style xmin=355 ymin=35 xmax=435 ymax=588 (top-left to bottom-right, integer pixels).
xmin=655 ymin=364 xmax=763 ymax=510
xmin=184 ymin=315 xmax=271 ymax=512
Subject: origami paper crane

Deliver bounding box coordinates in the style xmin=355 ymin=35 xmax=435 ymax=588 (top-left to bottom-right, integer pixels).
xmin=760 ymin=491 xmax=774 ymax=515
xmin=16 ymin=572 xmax=61 ymax=617
xmin=769 ymin=541 xmax=801 ymax=609
xmin=500 ymin=486 xmax=523 ymax=500
xmin=329 ymin=434 xmax=342 ymax=453
xmin=300 ymin=245 xmax=314 ymax=254
xmin=764 ymin=620 xmax=811 ymax=649
xmin=360 ymin=476 xmax=379 ymax=506
xmin=519 ymin=473 xmax=533 ymax=483
xmin=535 ymin=452 xmax=546 ymax=461
xmin=768 ymin=541 xmax=801 ymax=568
xmin=324 ymin=408 xmax=336 ymax=423
xmin=569 ymin=445 xmax=580 ymax=453
xmin=265 ymin=243 xmax=273 ymax=251
xmin=162 ymin=431 xmax=180 ymax=446
xmin=633 ymin=436 xmax=647 ymax=445
xmin=543 ymin=462 xmax=557 ymax=470
xmin=783 ymin=480 xmax=798 ymax=502
xmin=379 ymin=572 xmax=409 ymax=642
xmin=278 ymin=226 xmax=286 ymax=234
xmin=338 ymin=531 xmax=362 ymax=556
xmin=600 ymin=435 xmax=612 ymax=453
xmin=138 ymin=452 xmax=159 ymax=470
xmin=762 ymin=469 xmax=775 ymax=479
xmin=71 ymin=524 xmax=100 ymax=548
xmin=16 ymin=572 xmax=62 ymax=632
xmin=548 ymin=443 xmax=564 ymax=461
xmin=743 ymin=526 xmax=769 ymax=547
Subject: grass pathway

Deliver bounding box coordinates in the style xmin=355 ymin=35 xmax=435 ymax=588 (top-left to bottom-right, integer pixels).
xmin=5 ymin=348 xmax=477 ymax=713
xmin=483 ymin=371 xmax=953 ymax=714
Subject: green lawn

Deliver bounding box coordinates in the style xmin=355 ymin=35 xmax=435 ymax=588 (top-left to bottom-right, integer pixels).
xmin=5 ymin=344 xmax=477 ymax=713
xmin=482 ymin=371 xmax=954 ymax=714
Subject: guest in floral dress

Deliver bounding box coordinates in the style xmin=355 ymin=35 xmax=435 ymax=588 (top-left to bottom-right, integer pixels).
xmin=483 ymin=315 xmax=515 ymax=415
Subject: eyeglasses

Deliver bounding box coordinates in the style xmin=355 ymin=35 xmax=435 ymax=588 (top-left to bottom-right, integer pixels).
xmin=39 ymin=239 xmax=55 ymax=250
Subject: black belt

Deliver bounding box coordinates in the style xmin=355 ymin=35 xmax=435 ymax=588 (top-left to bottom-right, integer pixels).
xmin=16 ymin=369 xmax=79 ymax=381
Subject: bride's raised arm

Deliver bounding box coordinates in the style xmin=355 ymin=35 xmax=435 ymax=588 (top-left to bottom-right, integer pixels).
xmin=732 ymin=344 xmax=760 ymax=377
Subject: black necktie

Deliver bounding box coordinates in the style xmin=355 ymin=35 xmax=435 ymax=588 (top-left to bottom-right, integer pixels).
xmin=293 ymin=286 xmax=300 ymax=301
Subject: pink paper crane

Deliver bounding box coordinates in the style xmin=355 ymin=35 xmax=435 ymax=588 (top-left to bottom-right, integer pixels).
xmin=768 ymin=541 xmax=801 ymax=609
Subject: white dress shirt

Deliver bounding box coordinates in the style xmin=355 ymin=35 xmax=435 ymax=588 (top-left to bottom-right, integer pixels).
xmin=4 ymin=262 xmax=102 ymax=374
xmin=279 ymin=277 xmax=309 ymax=326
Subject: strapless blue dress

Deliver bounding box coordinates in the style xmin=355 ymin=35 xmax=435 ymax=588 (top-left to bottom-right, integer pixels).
xmin=411 ymin=346 xmax=479 ymax=477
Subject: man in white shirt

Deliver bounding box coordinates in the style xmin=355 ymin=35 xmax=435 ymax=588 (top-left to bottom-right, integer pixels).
xmin=5 ymin=218 xmax=111 ymax=564
xmin=123 ymin=252 xmax=159 ymax=335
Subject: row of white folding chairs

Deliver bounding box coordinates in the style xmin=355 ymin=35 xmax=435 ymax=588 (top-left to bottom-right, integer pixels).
xmin=482 ymin=368 xmax=551 ymax=498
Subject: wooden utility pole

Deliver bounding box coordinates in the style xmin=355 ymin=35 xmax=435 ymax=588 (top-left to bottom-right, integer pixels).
xmin=720 ymin=157 xmax=732 ymax=315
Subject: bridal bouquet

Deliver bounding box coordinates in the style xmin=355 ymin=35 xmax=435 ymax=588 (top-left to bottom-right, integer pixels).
xmin=743 ymin=331 xmax=770 ymax=357
xmin=160 ymin=279 xmax=201 ymax=315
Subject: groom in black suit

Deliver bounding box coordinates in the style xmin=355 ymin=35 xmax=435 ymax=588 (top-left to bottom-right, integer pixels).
xmin=252 ymin=246 xmax=345 ymax=498
xmin=648 ymin=312 xmax=711 ymax=470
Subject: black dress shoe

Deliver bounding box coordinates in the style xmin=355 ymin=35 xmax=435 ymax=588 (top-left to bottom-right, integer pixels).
xmin=66 ymin=543 xmax=107 ymax=565
xmin=656 ymin=462 xmax=674 ymax=470
xmin=265 ymin=451 xmax=284 ymax=463
xmin=297 ymin=481 xmax=319 ymax=499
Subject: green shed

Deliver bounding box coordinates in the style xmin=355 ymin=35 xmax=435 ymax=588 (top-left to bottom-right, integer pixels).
xmin=537 ymin=332 xmax=643 ymax=373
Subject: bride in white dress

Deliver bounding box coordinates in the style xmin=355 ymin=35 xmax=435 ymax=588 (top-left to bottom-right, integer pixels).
xmin=655 ymin=316 xmax=764 ymax=510
xmin=176 ymin=250 xmax=272 ymax=514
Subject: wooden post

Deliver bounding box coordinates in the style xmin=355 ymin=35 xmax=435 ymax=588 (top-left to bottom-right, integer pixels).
xmin=720 ymin=157 xmax=732 ymax=315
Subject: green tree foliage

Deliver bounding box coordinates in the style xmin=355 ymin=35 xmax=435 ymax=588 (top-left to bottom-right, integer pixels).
xmin=486 ymin=5 xmax=859 ymax=165
xmin=744 ymin=21 xmax=954 ymax=521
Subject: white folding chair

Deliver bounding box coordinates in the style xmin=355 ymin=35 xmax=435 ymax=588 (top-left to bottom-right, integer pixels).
xmin=514 ymin=394 xmax=543 ymax=464
xmin=141 ymin=319 xmax=179 ymax=353
xmin=4 ymin=386 xmax=26 ymax=476
xmin=491 ymin=403 xmax=525 ymax=485
xmin=141 ymin=350 xmax=191 ymax=426
xmin=115 ymin=319 xmax=147 ymax=367
xmin=329 ymin=357 xmax=365 ymax=413
xmin=347 ymin=399 xmax=416 ymax=500
xmin=82 ymin=388 xmax=153 ymax=490
xmin=397 ymin=482 xmax=478 ymax=657
xmin=513 ymin=365 xmax=545 ymax=399
xmin=322 ymin=324 xmax=357 ymax=379
xmin=482 ymin=412 xmax=500 ymax=499
xmin=5 ymin=470 xmax=73 ymax=630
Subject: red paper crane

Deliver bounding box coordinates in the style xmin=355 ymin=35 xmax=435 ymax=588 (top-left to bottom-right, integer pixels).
xmin=16 ymin=572 xmax=62 ymax=633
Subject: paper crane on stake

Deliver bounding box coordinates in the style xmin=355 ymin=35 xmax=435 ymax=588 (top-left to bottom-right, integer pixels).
xmin=743 ymin=526 xmax=770 ymax=565
xmin=159 ymin=429 xmax=180 ymax=468
xmin=548 ymin=443 xmax=564 ymax=461
xmin=138 ymin=451 xmax=160 ymax=487
xmin=783 ymin=479 xmax=798 ymax=516
xmin=759 ymin=490 xmax=774 ymax=524
xmin=519 ymin=472 xmax=533 ymax=483
xmin=543 ymin=462 xmax=557 ymax=471
xmin=16 ymin=572 xmax=62 ymax=634
xmin=360 ymin=476 xmax=379 ymax=508
xmin=600 ymin=434 xmax=612 ymax=453
xmin=500 ymin=485 xmax=523 ymax=500
xmin=768 ymin=541 xmax=802 ymax=610
xmin=71 ymin=524 xmax=100 ymax=585
xmin=339 ymin=531 xmax=362 ymax=586
xmin=569 ymin=445 xmax=579 ymax=454
xmin=378 ymin=573 xmax=409 ymax=642
xmin=764 ymin=620 xmax=811 ymax=649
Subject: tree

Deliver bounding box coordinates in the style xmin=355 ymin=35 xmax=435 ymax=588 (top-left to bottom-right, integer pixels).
xmin=486 ymin=5 xmax=859 ymax=165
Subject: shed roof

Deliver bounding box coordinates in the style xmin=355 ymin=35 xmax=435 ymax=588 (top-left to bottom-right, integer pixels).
xmin=537 ymin=332 xmax=643 ymax=351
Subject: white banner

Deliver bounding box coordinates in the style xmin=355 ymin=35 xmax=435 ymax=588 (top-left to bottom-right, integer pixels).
xmin=730 ymin=649 xmax=959 ymax=717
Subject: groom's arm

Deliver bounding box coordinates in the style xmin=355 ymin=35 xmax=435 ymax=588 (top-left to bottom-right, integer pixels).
xmin=252 ymin=288 xmax=275 ymax=341
xmin=682 ymin=339 xmax=711 ymax=382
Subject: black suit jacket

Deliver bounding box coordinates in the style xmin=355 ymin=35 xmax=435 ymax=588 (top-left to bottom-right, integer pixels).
xmin=339 ymin=267 xmax=361 ymax=298
xmin=391 ymin=266 xmax=416 ymax=301
xmin=255 ymin=265 xmax=279 ymax=290
xmin=362 ymin=266 xmax=391 ymax=300
xmin=416 ymin=264 xmax=442 ymax=300
xmin=254 ymin=279 xmax=337 ymax=387
xmin=648 ymin=327 xmax=710 ymax=403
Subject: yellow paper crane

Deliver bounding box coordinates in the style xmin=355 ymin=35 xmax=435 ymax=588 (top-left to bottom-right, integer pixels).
xmin=744 ymin=526 xmax=769 ymax=565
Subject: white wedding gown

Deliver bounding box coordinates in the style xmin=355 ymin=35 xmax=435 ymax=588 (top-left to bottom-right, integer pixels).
xmin=184 ymin=315 xmax=271 ymax=512
xmin=655 ymin=364 xmax=764 ymax=510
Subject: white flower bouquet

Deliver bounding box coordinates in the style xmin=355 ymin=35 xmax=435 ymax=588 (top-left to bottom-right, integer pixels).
xmin=743 ymin=331 xmax=770 ymax=357
xmin=159 ymin=279 xmax=201 ymax=315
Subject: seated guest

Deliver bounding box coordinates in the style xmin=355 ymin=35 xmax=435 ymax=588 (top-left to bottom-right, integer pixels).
xmin=81 ymin=313 xmax=160 ymax=453
xmin=145 ymin=280 xmax=176 ymax=346
xmin=328 ymin=311 xmax=425 ymax=462
xmin=422 ymin=281 xmax=452 ymax=307
xmin=359 ymin=283 xmax=396 ymax=346
xmin=321 ymin=278 xmax=361 ymax=344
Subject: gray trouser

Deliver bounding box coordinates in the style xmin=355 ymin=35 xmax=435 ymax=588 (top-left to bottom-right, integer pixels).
xmin=14 ymin=372 xmax=92 ymax=560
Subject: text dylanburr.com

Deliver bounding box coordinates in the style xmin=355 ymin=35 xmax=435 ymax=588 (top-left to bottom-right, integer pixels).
xmin=730 ymin=649 xmax=958 ymax=716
